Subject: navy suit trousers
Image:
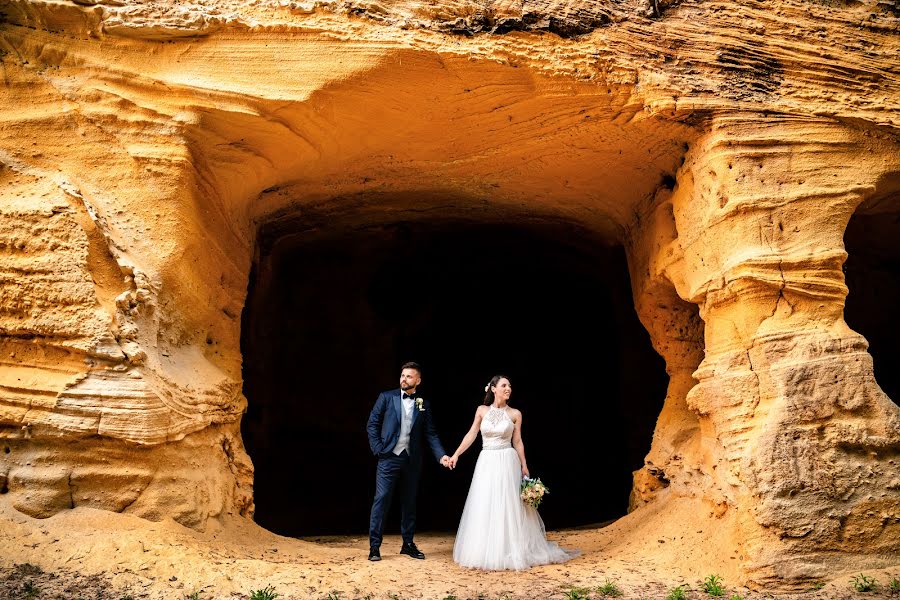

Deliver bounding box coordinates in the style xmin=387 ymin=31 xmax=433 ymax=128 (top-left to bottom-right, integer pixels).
xmin=369 ymin=450 xmax=419 ymax=548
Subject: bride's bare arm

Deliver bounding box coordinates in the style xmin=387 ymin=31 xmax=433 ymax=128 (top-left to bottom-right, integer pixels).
xmin=511 ymin=409 xmax=529 ymax=477
xmin=449 ymin=406 xmax=487 ymax=468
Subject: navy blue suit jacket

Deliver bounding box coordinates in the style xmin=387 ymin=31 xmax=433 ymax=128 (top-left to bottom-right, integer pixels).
xmin=366 ymin=389 xmax=446 ymax=463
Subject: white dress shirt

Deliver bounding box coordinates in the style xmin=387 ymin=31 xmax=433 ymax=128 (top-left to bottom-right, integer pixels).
xmin=393 ymin=394 xmax=415 ymax=456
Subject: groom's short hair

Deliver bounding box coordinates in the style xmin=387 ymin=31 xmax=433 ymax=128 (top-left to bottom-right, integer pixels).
xmin=401 ymin=361 xmax=421 ymax=374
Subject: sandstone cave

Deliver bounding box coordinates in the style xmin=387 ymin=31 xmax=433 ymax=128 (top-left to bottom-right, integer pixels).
xmin=843 ymin=174 xmax=900 ymax=405
xmin=240 ymin=213 xmax=669 ymax=537
xmin=5 ymin=0 xmax=900 ymax=586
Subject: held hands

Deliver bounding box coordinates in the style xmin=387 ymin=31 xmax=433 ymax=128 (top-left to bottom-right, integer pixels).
xmin=440 ymin=455 xmax=459 ymax=470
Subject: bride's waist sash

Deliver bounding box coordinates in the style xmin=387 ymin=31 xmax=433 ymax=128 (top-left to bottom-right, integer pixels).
xmin=481 ymin=442 xmax=513 ymax=451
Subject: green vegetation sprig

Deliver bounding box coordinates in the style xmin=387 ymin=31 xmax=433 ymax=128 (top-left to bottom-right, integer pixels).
xmin=597 ymin=579 xmax=623 ymax=597
xmin=667 ymin=586 xmax=687 ymax=600
xmin=851 ymin=574 xmax=877 ymax=592
xmin=249 ymin=585 xmax=279 ymax=600
xmin=702 ymin=575 xmax=725 ymax=597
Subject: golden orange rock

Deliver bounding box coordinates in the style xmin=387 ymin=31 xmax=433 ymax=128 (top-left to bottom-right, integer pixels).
xmin=0 ymin=0 xmax=898 ymax=589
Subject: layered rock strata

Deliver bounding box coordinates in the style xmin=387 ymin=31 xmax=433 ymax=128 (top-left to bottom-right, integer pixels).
xmin=1 ymin=0 xmax=898 ymax=586
xmin=629 ymin=114 xmax=900 ymax=583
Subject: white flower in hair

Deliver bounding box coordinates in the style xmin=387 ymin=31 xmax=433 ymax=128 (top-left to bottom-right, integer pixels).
xmin=484 ymin=384 xmax=489 ymax=392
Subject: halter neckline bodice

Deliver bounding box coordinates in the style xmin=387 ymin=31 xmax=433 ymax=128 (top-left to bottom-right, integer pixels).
xmin=481 ymin=405 xmax=514 ymax=450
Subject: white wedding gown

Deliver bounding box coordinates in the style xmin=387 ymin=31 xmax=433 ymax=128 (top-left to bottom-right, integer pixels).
xmin=452 ymin=405 xmax=578 ymax=570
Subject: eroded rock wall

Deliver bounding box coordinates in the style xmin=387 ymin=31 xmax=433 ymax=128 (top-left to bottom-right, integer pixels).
xmin=0 ymin=55 xmax=255 ymax=527
xmin=1 ymin=0 xmax=898 ymax=586
xmin=629 ymin=113 xmax=900 ymax=584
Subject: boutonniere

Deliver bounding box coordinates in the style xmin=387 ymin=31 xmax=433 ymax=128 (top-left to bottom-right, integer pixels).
xmin=415 ymin=398 xmax=425 ymax=412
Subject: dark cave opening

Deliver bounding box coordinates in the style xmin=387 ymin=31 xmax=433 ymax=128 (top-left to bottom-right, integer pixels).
xmin=843 ymin=183 xmax=900 ymax=406
xmin=240 ymin=216 xmax=669 ymax=537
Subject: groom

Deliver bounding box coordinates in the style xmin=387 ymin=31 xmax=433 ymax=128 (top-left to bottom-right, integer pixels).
xmin=366 ymin=362 xmax=450 ymax=561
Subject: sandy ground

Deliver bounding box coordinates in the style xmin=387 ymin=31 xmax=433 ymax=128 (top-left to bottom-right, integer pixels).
xmin=2 ymin=498 xmax=899 ymax=600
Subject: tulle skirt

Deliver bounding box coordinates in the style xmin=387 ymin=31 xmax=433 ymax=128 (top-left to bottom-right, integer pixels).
xmin=452 ymin=447 xmax=578 ymax=570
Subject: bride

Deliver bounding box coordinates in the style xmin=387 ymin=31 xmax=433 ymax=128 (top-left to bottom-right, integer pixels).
xmin=447 ymin=375 xmax=578 ymax=570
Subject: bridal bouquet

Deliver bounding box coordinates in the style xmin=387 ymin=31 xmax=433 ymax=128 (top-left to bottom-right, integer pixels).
xmin=520 ymin=477 xmax=549 ymax=509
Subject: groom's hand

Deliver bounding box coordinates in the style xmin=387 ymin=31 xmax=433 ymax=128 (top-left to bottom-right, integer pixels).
xmin=440 ymin=455 xmax=451 ymax=468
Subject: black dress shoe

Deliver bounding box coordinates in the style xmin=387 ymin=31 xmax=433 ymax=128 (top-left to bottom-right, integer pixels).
xmin=399 ymin=542 xmax=425 ymax=559
xmin=368 ymin=547 xmax=381 ymax=561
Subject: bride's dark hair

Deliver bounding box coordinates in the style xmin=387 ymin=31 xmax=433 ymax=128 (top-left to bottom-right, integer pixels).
xmin=482 ymin=375 xmax=510 ymax=405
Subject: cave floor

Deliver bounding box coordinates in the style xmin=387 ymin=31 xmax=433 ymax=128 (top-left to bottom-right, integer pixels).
xmin=2 ymin=500 xmax=897 ymax=600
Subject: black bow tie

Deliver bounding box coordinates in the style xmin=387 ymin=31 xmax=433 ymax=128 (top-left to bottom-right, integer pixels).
xmin=402 ymin=393 xmax=416 ymax=400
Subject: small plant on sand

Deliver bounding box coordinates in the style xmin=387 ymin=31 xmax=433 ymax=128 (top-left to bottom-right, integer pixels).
xmin=667 ymin=586 xmax=687 ymax=600
xmin=851 ymin=574 xmax=877 ymax=592
xmin=889 ymin=578 xmax=900 ymax=595
xmin=441 ymin=597 xmax=458 ymax=600
xmin=597 ymin=579 xmax=623 ymax=597
xmin=325 ymin=592 xmax=342 ymax=600
xmin=564 ymin=586 xmax=592 ymax=600
xmin=20 ymin=564 xmax=43 ymax=577
xmin=185 ymin=591 xmax=201 ymax=600
xmin=729 ymin=595 xmax=745 ymax=600
xmin=22 ymin=581 xmax=41 ymax=599
xmin=249 ymin=585 xmax=279 ymax=600
xmin=702 ymin=575 xmax=725 ymax=597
